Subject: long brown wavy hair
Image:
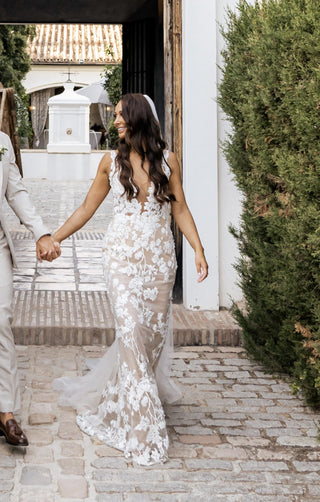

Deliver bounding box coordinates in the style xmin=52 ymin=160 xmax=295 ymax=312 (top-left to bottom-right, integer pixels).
xmin=115 ymin=93 xmax=175 ymax=204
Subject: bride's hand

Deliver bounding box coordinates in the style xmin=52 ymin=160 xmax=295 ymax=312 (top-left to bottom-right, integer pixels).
xmin=195 ymin=250 xmax=208 ymax=282
xmin=40 ymin=241 xmax=61 ymax=261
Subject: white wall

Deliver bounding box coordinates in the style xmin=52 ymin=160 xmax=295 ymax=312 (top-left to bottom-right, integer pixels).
xmin=21 ymin=150 xmax=105 ymax=179
xmin=182 ymin=0 xmax=246 ymax=310
xmin=182 ymin=0 xmax=219 ymax=310
xmin=22 ymin=65 xmax=105 ymax=94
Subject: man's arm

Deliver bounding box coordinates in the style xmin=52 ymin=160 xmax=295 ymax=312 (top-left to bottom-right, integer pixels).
xmin=4 ymin=136 xmax=59 ymax=260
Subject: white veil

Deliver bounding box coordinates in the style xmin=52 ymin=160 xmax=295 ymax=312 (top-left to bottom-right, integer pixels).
xmin=143 ymin=94 xmax=160 ymax=123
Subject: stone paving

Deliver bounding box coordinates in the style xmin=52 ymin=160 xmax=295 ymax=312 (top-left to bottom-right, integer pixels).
xmin=3 ymin=179 xmax=113 ymax=234
xmin=1 ymin=345 xmax=320 ymax=501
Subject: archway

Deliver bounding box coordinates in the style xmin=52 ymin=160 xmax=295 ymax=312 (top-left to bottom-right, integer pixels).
xmin=0 ymin=0 xmax=183 ymax=301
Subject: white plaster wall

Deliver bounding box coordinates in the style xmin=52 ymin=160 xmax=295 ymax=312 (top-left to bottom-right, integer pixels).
xmin=182 ymin=0 xmax=251 ymax=310
xmin=182 ymin=0 xmax=219 ymax=310
xmin=22 ymin=65 xmax=106 ymax=94
xmin=21 ymin=150 xmax=105 ymax=179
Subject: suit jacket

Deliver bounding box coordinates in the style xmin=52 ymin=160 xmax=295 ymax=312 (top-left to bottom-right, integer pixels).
xmin=0 ymin=131 xmax=49 ymax=268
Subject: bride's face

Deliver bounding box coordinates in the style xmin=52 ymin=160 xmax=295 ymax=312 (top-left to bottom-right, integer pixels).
xmin=114 ymin=101 xmax=127 ymax=139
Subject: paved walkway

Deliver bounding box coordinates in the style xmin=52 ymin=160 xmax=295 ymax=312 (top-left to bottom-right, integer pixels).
xmin=1 ymin=345 xmax=320 ymax=501
xmin=1 ymin=179 xmax=320 ymax=501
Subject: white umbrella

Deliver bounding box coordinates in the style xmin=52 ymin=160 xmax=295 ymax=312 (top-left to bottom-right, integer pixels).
xmin=76 ymin=80 xmax=112 ymax=105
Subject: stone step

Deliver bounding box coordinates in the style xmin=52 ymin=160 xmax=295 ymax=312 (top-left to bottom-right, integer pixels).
xmin=12 ymin=290 xmax=242 ymax=346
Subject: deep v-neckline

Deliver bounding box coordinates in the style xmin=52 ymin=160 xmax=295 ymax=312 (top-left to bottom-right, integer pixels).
xmin=131 ymin=162 xmax=153 ymax=214
xmin=110 ymin=150 xmax=170 ymax=216
xmin=135 ymin=182 xmax=154 ymax=214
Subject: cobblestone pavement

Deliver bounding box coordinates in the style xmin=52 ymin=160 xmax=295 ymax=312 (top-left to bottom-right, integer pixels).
xmin=0 ymin=345 xmax=320 ymax=502
xmin=4 ymin=179 xmax=113 ymax=233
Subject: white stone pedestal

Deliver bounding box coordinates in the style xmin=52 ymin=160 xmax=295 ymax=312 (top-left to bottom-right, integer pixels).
xmin=47 ymin=82 xmax=91 ymax=153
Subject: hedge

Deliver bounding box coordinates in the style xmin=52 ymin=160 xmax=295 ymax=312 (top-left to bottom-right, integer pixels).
xmin=219 ymin=0 xmax=320 ymax=407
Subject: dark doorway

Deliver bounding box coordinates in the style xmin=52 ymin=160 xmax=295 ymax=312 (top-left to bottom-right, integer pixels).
xmin=121 ymin=0 xmax=164 ymax=126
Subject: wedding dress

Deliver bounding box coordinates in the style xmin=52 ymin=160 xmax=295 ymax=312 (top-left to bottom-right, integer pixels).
xmin=53 ymin=150 xmax=181 ymax=466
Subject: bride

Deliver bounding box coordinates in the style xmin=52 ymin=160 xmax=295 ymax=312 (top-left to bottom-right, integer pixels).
xmin=52 ymin=93 xmax=208 ymax=465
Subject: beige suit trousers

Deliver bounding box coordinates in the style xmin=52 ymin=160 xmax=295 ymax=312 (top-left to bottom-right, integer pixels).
xmin=0 ymin=225 xmax=20 ymax=413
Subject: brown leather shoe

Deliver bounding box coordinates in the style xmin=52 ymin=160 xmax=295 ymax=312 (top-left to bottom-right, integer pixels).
xmin=0 ymin=419 xmax=29 ymax=446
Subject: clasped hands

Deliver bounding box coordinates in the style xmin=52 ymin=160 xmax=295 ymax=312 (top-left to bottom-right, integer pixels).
xmin=36 ymin=235 xmax=61 ymax=262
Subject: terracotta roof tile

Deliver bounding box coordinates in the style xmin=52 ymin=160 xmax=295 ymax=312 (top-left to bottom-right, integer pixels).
xmin=29 ymin=24 xmax=122 ymax=64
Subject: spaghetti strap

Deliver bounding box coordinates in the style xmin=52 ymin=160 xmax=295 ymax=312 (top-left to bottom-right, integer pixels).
xmin=162 ymin=150 xmax=171 ymax=179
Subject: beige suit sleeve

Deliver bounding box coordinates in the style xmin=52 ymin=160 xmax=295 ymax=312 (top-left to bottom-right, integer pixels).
xmin=5 ymin=139 xmax=50 ymax=242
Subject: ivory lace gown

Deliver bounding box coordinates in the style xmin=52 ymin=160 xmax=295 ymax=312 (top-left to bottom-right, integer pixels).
xmin=54 ymin=150 xmax=181 ymax=466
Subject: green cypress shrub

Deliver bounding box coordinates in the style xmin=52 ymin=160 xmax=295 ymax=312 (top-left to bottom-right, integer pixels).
xmin=219 ymin=0 xmax=320 ymax=407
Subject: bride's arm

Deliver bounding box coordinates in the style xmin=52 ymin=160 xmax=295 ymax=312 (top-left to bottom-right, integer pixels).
xmin=53 ymin=153 xmax=112 ymax=243
xmin=168 ymin=151 xmax=208 ymax=282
